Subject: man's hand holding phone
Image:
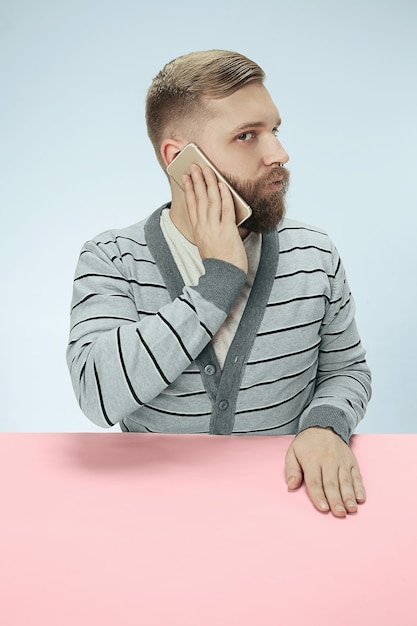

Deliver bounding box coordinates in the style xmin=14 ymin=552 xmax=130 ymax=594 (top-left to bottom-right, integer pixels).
xmin=182 ymin=164 xmax=248 ymax=275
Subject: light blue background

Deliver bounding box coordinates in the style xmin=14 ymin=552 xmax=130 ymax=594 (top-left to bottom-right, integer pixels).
xmin=1 ymin=0 xmax=415 ymax=432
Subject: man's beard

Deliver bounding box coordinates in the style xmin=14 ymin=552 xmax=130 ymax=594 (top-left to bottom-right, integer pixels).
xmin=224 ymin=167 xmax=290 ymax=233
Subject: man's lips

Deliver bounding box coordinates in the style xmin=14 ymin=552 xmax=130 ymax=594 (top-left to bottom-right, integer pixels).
xmin=265 ymin=172 xmax=284 ymax=185
xmin=266 ymin=178 xmax=283 ymax=190
xmin=266 ymin=169 xmax=289 ymax=190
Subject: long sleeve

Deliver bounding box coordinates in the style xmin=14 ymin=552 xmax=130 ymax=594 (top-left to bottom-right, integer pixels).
xmin=297 ymin=242 xmax=371 ymax=443
xmin=66 ymin=215 xmax=371 ymax=438
xmin=66 ymin=237 xmax=246 ymax=429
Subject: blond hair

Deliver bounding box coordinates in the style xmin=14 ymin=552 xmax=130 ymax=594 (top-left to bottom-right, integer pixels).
xmin=146 ymin=50 xmax=265 ymax=168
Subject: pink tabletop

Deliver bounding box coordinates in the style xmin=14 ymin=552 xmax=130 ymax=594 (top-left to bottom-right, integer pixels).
xmin=1 ymin=433 xmax=416 ymax=625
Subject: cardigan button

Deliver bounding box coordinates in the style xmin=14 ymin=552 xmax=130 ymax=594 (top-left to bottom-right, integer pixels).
xmin=204 ymin=364 xmax=216 ymax=376
xmin=218 ymin=400 xmax=229 ymax=411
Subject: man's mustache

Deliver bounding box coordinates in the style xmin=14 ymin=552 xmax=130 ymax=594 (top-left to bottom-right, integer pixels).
xmin=264 ymin=167 xmax=290 ymax=187
xmin=224 ymin=167 xmax=290 ymax=192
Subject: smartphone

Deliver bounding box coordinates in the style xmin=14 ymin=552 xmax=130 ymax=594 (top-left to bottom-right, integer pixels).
xmin=167 ymin=143 xmax=252 ymax=227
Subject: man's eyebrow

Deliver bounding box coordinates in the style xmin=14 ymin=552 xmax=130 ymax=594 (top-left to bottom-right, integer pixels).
xmin=230 ymin=119 xmax=282 ymax=134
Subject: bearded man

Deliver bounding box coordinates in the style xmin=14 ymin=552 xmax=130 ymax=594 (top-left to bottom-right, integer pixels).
xmin=67 ymin=50 xmax=371 ymax=518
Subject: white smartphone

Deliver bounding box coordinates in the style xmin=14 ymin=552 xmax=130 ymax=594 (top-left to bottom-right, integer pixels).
xmin=167 ymin=143 xmax=252 ymax=227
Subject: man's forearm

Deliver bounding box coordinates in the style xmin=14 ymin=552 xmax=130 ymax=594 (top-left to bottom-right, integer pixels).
xmin=67 ymin=244 xmax=246 ymax=428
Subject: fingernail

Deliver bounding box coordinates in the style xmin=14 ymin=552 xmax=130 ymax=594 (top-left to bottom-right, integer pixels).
xmin=346 ymin=500 xmax=357 ymax=509
xmin=288 ymin=476 xmax=296 ymax=487
xmin=319 ymin=501 xmax=329 ymax=511
xmin=335 ymin=504 xmax=346 ymax=514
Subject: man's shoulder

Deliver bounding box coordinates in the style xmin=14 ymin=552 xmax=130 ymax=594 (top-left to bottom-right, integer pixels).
xmin=87 ymin=204 xmax=168 ymax=250
xmin=278 ymin=217 xmax=328 ymax=237
xmin=84 ymin=204 xmax=167 ymax=254
xmin=89 ymin=217 xmax=148 ymax=249
xmin=277 ymin=217 xmax=333 ymax=251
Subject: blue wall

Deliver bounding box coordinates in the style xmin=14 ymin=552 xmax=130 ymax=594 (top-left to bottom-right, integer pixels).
xmin=1 ymin=0 xmax=415 ymax=432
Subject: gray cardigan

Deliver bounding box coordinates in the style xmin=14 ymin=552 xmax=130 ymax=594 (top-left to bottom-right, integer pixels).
xmin=67 ymin=205 xmax=371 ymax=443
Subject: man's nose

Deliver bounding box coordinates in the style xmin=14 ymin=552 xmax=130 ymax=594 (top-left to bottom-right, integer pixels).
xmin=263 ymin=136 xmax=289 ymax=166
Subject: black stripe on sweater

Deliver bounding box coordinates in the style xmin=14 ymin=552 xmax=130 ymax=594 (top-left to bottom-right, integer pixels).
xmin=240 ymin=360 xmax=316 ymax=392
xmin=116 ymin=327 xmax=144 ymax=406
xmin=257 ymin=317 xmax=322 ymax=336
xmin=74 ymin=273 xmax=167 ymax=290
xmin=233 ymin=409 xmax=304 ymax=432
xmin=280 ymin=245 xmax=332 ymax=255
xmin=135 ymin=329 xmax=171 ymax=385
xmin=157 ymin=312 xmax=193 ymax=362
xmin=97 ymin=236 xmax=147 ymax=247
xmin=71 ymin=293 xmax=100 ymax=311
xmin=70 ymin=315 xmax=138 ymax=331
xmin=110 ymin=253 xmax=156 ymax=265
xmin=93 ymin=362 xmax=113 ymax=426
xmin=247 ymin=339 xmax=321 ymax=365
xmin=178 ymin=296 xmax=213 ymax=338
xmin=315 ymin=372 xmax=370 ymax=398
xmin=275 ymin=268 xmax=329 ymax=280
xmin=320 ymin=340 xmax=361 ymax=354
xmin=142 ymin=404 xmax=211 ymax=417
xmin=266 ymin=294 xmax=328 ymax=308
xmin=319 ymin=359 xmax=367 ymax=373
xmin=279 ymin=226 xmax=327 ymax=236
xmin=236 ymin=376 xmax=316 ymax=414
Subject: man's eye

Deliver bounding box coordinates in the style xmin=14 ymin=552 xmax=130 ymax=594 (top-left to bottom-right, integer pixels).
xmin=237 ymin=131 xmax=254 ymax=141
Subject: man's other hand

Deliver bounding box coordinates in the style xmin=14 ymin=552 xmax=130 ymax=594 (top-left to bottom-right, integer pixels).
xmin=285 ymin=427 xmax=366 ymax=517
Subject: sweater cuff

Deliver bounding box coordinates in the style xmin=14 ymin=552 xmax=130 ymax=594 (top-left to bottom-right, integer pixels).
xmin=195 ymin=258 xmax=247 ymax=314
xmin=298 ymin=406 xmax=351 ymax=445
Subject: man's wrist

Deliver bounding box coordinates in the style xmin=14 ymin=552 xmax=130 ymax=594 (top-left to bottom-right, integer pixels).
xmin=298 ymin=406 xmax=351 ymax=444
xmin=196 ymin=258 xmax=246 ymax=313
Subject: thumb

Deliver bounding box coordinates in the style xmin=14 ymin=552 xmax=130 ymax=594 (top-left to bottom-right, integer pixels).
xmin=285 ymin=445 xmax=304 ymax=490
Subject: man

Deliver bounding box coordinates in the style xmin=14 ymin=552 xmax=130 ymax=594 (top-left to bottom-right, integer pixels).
xmin=67 ymin=50 xmax=371 ymax=517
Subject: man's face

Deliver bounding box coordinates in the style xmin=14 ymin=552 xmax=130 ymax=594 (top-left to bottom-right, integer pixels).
xmin=193 ymin=82 xmax=290 ymax=232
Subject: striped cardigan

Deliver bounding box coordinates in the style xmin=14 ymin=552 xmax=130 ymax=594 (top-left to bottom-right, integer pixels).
xmin=66 ymin=204 xmax=371 ymax=443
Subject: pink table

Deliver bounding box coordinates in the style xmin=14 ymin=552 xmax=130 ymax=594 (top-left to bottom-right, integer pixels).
xmin=1 ymin=433 xmax=416 ymax=625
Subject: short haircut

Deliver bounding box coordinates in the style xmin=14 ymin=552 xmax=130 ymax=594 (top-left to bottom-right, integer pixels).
xmin=146 ymin=50 xmax=265 ymax=168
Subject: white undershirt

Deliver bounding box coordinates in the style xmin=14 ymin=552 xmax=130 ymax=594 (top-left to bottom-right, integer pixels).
xmin=160 ymin=208 xmax=261 ymax=368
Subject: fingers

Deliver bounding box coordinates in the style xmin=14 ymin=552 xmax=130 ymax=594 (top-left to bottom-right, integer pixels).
xmin=183 ymin=165 xmax=235 ymax=225
xmin=181 ymin=164 xmax=248 ymax=272
xmin=218 ymin=181 xmax=237 ymax=223
xmin=285 ymin=447 xmax=304 ymax=490
xmin=182 ymin=173 xmax=198 ymax=227
xmin=183 ymin=165 xmax=212 ymax=229
xmin=351 ymin=465 xmax=366 ymax=503
xmin=304 ymin=463 xmax=365 ymax=518
xmin=184 ymin=165 xmax=220 ymax=225
xmin=337 ymin=467 xmax=358 ymax=514
xmin=286 ymin=429 xmax=366 ymax=518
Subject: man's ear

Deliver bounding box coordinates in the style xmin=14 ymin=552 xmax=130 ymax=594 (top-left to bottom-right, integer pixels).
xmin=160 ymin=139 xmax=186 ymax=168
